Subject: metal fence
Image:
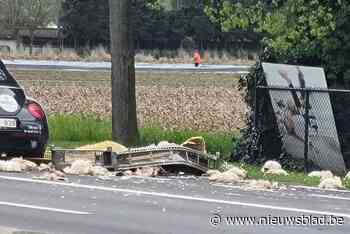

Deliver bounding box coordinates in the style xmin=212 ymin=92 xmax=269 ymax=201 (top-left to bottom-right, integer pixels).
xmin=254 ymin=85 xmax=350 ymax=174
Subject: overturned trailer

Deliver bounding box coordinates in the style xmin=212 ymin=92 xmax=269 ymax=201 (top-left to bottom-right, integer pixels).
xmin=51 ymin=145 xmax=218 ymax=175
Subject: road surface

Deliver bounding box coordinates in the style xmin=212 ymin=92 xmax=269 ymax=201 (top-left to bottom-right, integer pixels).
xmin=3 ymin=59 xmax=251 ymax=74
xmin=0 ymin=172 xmax=349 ymax=234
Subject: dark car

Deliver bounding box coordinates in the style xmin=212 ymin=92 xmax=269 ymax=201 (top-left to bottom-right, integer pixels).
xmin=0 ymin=59 xmax=48 ymax=158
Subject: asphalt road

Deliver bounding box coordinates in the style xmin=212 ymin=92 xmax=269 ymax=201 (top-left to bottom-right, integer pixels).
xmin=2 ymin=59 xmax=251 ymax=74
xmin=0 ymin=173 xmax=349 ymax=234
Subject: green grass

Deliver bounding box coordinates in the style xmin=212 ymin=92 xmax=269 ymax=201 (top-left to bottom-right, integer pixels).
xmin=241 ymin=163 xmax=321 ymax=187
xmin=48 ymin=115 xmax=111 ymax=142
xmin=48 ymin=115 xmax=237 ymax=158
xmin=224 ymin=162 xmax=350 ymax=190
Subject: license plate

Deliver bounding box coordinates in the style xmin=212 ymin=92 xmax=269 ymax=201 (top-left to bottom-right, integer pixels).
xmin=0 ymin=118 xmax=17 ymax=128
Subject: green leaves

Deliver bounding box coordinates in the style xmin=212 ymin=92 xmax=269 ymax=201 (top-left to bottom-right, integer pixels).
xmin=205 ymin=0 xmax=350 ymax=83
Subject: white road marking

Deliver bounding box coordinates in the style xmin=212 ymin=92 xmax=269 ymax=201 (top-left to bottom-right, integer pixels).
xmin=309 ymin=194 xmax=350 ymax=201
xmin=122 ymin=176 xmax=172 ymax=181
xmin=0 ymin=175 xmax=350 ymax=218
xmin=0 ymin=201 xmax=91 ymax=215
xmin=212 ymin=184 xmax=242 ymax=189
xmin=292 ymin=185 xmax=350 ymax=193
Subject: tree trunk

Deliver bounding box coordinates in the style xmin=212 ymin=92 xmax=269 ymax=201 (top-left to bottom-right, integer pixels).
xmin=29 ymin=29 xmax=35 ymax=56
xmin=109 ymin=0 xmax=138 ymax=145
xmin=73 ymin=36 xmax=78 ymax=51
xmin=14 ymin=28 xmax=21 ymax=50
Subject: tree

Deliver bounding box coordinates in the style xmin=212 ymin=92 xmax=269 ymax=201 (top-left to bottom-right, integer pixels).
xmin=60 ymin=0 xmax=228 ymax=51
xmin=109 ymin=0 xmax=139 ymax=145
xmin=22 ymin=0 xmax=55 ymax=55
xmin=204 ymin=0 xmax=350 ymax=85
xmin=0 ymin=0 xmax=27 ymax=48
xmin=60 ymin=0 xmax=110 ymax=50
xmin=0 ymin=0 xmax=57 ymax=53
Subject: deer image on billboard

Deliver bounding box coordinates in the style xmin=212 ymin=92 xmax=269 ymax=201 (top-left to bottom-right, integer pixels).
xmin=262 ymin=63 xmax=346 ymax=174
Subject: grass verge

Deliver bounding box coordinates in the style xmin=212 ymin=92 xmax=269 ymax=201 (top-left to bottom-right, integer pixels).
xmin=48 ymin=115 xmax=237 ymax=159
xmin=224 ymin=162 xmax=350 ymax=190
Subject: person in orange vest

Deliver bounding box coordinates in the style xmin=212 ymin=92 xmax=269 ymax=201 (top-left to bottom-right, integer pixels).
xmin=194 ymin=49 xmax=201 ymax=67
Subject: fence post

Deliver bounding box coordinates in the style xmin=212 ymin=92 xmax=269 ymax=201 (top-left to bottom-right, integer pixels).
xmin=304 ymin=90 xmax=310 ymax=173
xmin=253 ymin=78 xmax=258 ymax=129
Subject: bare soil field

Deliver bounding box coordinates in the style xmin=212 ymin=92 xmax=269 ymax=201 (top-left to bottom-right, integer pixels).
xmin=15 ymin=70 xmax=248 ymax=132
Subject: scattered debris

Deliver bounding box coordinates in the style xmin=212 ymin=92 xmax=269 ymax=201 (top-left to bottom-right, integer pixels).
xmin=11 ymin=158 xmax=37 ymax=171
xmin=265 ymin=168 xmax=289 ymax=176
xmin=63 ymin=160 xmax=112 ymax=176
xmin=261 ymin=160 xmax=288 ymax=176
xmin=225 ymin=166 xmax=247 ymax=179
xmin=243 ymin=180 xmax=279 ymax=191
xmin=261 ymin=160 xmax=282 ymax=173
xmin=140 ymin=167 xmax=159 ymax=177
xmin=134 ymin=168 xmax=143 ymax=176
xmin=38 ymin=163 xmax=52 ymax=172
xmin=77 ymin=140 xmax=127 ymax=153
xmin=209 ymin=171 xmax=241 ymax=183
xmin=208 ymin=171 xmax=223 ymax=181
xmin=219 ymin=161 xmax=234 ymax=171
xmin=63 ymin=160 xmax=92 ymax=175
xmin=0 ymin=158 xmax=37 ymax=172
xmin=206 ymin=170 xmax=220 ymax=177
xmin=318 ymin=176 xmax=343 ymax=190
xmin=123 ymin=170 xmax=133 ymax=176
xmin=346 ymin=171 xmax=350 ymax=180
xmin=308 ymin=170 xmax=334 ymax=181
xmin=208 ymin=166 xmax=246 ymax=183
xmin=90 ymin=166 xmax=111 ymax=177
xmin=0 ymin=160 xmax=21 ymax=172
xmin=33 ymin=169 xmax=67 ymax=181
xmin=121 ymin=167 xmax=160 ymax=177
xmin=308 ymin=170 xmax=344 ymax=190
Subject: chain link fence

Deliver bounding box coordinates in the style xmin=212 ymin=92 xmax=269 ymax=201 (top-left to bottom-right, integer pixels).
xmin=254 ymin=85 xmax=350 ymax=174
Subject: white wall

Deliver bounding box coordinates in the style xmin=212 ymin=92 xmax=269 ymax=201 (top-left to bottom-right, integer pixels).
xmin=0 ymin=40 xmax=16 ymax=53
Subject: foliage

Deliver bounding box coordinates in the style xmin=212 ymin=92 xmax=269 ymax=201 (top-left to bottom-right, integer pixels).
xmin=204 ymin=0 xmax=350 ymax=84
xmin=48 ymin=115 xmax=237 ymax=159
xmin=60 ymin=0 xmax=110 ymax=49
xmin=0 ymin=0 xmax=59 ymax=31
xmin=0 ymin=0 xmax=58 ymax=53
xmin=59 ymin=0 xmax=257 ymax=52
xmin=21 ymin=0 xmax=55 ymax=30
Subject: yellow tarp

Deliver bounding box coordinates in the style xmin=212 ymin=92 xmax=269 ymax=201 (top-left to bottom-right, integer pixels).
xmin=181 ymin=136 xmax=206 ymax=153
xmin=76 ymin=137 xmax=206 ymax=154
xmin=77 ymin=140 xmax=127 ymax=153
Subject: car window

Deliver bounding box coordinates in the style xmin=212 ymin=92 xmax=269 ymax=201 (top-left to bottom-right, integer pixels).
xmin=0 ymin=60 xmax=19 ymax=87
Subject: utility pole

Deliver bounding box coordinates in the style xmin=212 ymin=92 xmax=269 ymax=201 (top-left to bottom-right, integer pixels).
xmin=109 ymin=0 xmax=138 ymax=145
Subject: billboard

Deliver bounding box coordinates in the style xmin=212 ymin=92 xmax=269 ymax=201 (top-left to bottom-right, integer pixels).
xmin=262 ymin=63 xmax=346 ymax=174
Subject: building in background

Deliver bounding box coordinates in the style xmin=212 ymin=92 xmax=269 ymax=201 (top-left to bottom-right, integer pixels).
xmin=0 ymin=27 xmax=63 ymax=54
